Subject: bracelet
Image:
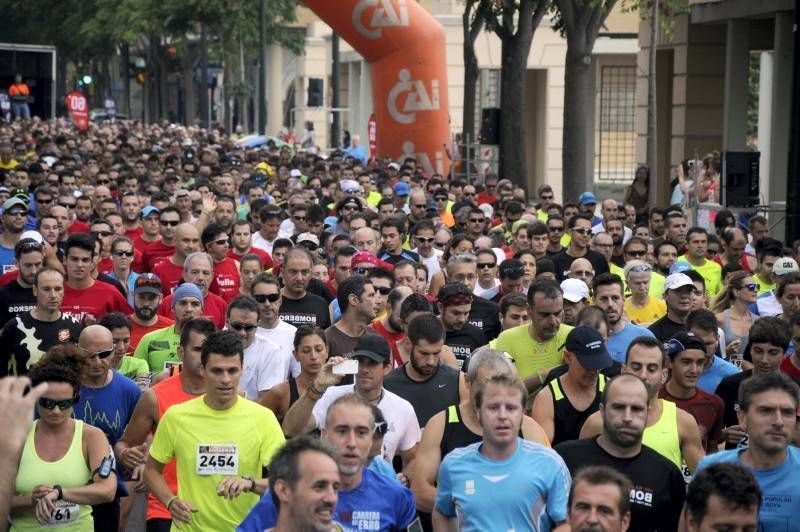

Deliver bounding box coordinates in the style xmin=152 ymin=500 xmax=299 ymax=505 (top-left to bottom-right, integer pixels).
xmin=165 ymin=495 xmax=178 ymax=510
xmin=536 ymin=370 xmax=545 ymax=385
xmin=54 ymin=485 xmax=63 ymax=501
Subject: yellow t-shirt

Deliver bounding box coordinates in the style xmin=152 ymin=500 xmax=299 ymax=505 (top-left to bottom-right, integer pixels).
xmin=679 ymin=255 xmax=722 ymax=297
xmin=494 ymin=323 xmax=573 ymax=380
xmin=624 ymin=296 xmax=667 ymax=326
xmin=149 ymin=396 xmax=285 ymax=531
xmin=753 ymin=273 xmax=775 ymax=296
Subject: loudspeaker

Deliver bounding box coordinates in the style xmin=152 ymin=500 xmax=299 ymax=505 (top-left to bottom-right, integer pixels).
xmin=722 ymin=151 xmax=760 ymax=208
xmin=480 ymin=107 xmax=500 ymax=145
xmin=307 ymin=78 xmax=323 ymax=107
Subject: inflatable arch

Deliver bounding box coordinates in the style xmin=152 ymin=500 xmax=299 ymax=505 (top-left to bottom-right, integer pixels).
xmin=304 ymin=0 xmax=451 ymax=176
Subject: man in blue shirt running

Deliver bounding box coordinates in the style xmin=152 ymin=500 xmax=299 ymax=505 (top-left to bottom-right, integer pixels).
xmin=695 ymin=372 xmax=800 ymax=531
xmin=434 ymin=373 xmax=571 ymax=531
xmin=238 ymin=393 xmax=417 ymax=531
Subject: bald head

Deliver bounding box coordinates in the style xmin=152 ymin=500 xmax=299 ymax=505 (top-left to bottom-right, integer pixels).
xmin=409 ymin=190 xmax=426 ymax=204
xmin=79 ymin=324 xmax=114 ymax=352
xmin=570 ymin=258 xmax=593 ymax=276
xmin=175 ymin=223 xmax=199 ymax=239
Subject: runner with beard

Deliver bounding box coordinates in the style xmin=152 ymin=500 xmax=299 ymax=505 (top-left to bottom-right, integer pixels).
xmin=0 ymin=268 xmax=81 ymax=376
xmin=0 ymin=238 xmax=43 ymax=327
xmin=128 ymin=274 xmax=174 ymax=350
xmin=369 ymin=286 xmax=413 ymax=368
xmin=437 ymin=282 xmax=486 ymax=369
xmin=278 ymin=247 xmax=331 ymax=329
xmin=325 ymin=276 xmax=378 ymax=359
xmin=383 ymin=314 xmax=466 ymax=427
xmin=134 ymin=283 xmax=205 ymax=372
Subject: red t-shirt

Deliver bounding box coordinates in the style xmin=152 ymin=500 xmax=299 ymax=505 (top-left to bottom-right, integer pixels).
xmin=324 ymin=279 xmax=338 ymax=298
xmin=780 ymin=355 xmax=800 ymax=384
xmin=712 ymin=254 xmax=753 ymax=273
xmin=228 ymin=247 xmax=273 ymax=270
xmin=209 ymin=257 xmax=241 ymax=304
xmin=0 ymin=269 xmax=18 ymax=287
xmin=124 ymin=226 xmax=144 ymax=241
xmin=133 ymin=235 xmax=160 ymax=252
xmin=659 ymin=386 xmax=724 ymax=450
xmin=152 ymin=259 xmax=184 ymax=296
xmin=369 ymin=319 xmax=405 ymax=368
xmin=61 ymin=280 xmax=133 ymax=322
xmin=97 ymin=256 xmax=114 ymax=275
xmin=129 ymin=314 xmax=175 ymax=350
xmin=67 ymin=220 xmax=90 ymax=235
xmin=141 ymin=241 xmax=175 ymax=272
xmin=476 ymin=191 xmax=497 ymax=206
xmin=158 ymin=291 xmax=226 ymax=329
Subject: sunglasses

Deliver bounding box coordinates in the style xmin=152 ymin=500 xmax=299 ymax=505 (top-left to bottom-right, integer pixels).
xmin=160 ymin=220 xmax=180 ymax=227
xmin=743 ymin=283 xmax=760 ymax=292
xmin=135 ymin=277 xmax=161 ymax=289
xmin=434 ymin=241 xmax=449 ymax=249
xmin=415 ymin=236 xmax=434 ymax=244
xmin=293 ymin=216 xmax=306 ymax=222
xmin=477 ymin=262 xmax=496 ymax=269
xmin=412 ymin=204 xmax=426 ymax=209
xmin=343 ymin=189 xmax=360 ymax=195
xmin=374 ymin=420 xmax=389 ymax=436
xmin=96 ymin=179 xmax=111 ymax=185
xmin=113 ymin=250 xmax=135 ymax=258
xmin=18 ymin=241 xmax=43 ymax=252
xmin=463 ymin=192 xmax=476 ymax=197
xmin=627 ymin=265 xmax=652 ymax=273
xmin=469 ymin=218 xmax=485 ymax=224
xmin=83 ymin=348 xmax=114 ymax=359
xmin=353 ymin=266 xmax=374 ymax=275
xmin=6 ymin=210 xmax=29 ymax=217
xmin=35 ymin=197 xmax=53 ymax=204
xmin=229 ymin=322 xmax=258 ymax=332
xmin=548 ymin=226 xmax=564 ymax=233
xmin=253 ymin=293 xmax=281 ymax=303
xmin=93 ymin=231 xmax=113 ymax=238
xmin=213 ymin=238 xmax=229 ymax=246
xmin=541 ymin=195 xmax=554 ymax=200
xmin=375 ymin=286 xmax=392 ymax=296
xmin=434 ymin=197 xmax=448 ymax=202
xmin=502 ymin=266 xmax=525 ymax=276
xmin=341 ymin=205 xmax=358 ymax=211
xmin=39 ymin=397 xmax=78 ymax=410
xmin=626 ymin=250 xmax=647 ymax=258
xmin=573 ymin=227 xmax=592 ymax=235
xmin=59 ymin=202 xmax=76 ymax=208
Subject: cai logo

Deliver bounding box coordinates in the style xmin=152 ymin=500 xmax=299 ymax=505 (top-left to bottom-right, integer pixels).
xmin=352 ymin=0 xmax=409 ymax=39
xmin=388 ymin=69 xmax=440 ymax=125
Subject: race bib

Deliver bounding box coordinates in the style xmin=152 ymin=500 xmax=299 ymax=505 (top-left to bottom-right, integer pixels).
xmin=681 ymin=460 xmax=692 ymax=484
xmin=44 ymin=501 xmax=79 ymax=528
xmin=164 ymin=360 xmax=182 ymax=371
xmin=196 ymin=444 xmax=238 ymax=475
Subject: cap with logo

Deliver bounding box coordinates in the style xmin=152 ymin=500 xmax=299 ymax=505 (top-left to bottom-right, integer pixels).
xmin=563 ymin=326 xmax=613 ymax=370
xmin=664 ymin=272 xmax=694 ymax=291
xmin=351 ymin=334 xmax=391 ymax=364
xmin=134 ymin=273 xmax=163 ymax=295
xmin=773 ymin=257 xmax=800 ymax=277
xmin=2 ymin=197 xmax=27 ymax=213
xmin=664 ymin=331 xmax=707 ymax=358
xmin=561 ymin=278 xmax=590 ymax=303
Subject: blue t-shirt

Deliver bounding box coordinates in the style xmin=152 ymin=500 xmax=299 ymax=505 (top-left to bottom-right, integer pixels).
xmin=435 ymin=438 xmax=570 ymax=532
xmin=697 ymin=355 xmax=740 ymax=394
xmin=695 ymin=447 xmax=800 ymax=531
xmin=237 ymin=468 xmax=416 ymax=532
xmin=368 ymin=456 xmax=398 ymax=481
xmin=607 ymin=322 xmax=655 ymax=363
xmin=75 ymin=371 xmax=142 ymax=494
xmin=0 ymin=243 xmax=14 ymax=274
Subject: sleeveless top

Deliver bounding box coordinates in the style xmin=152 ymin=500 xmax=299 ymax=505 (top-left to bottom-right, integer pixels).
xmin=12 ymin=420 xmax=93 ymax=531
xmin=439 ymin=404 xmax=525 ymax=458
xmin=549 ymin=374 xmax=607 ymax=446
xmin=721 ymin=309 xmax=756 ymax=361
xmin=642 ymin=399 xmax=683 ymax=470
xmin=147 ymin=374 xmax=197 ymax=521
xmin=288 ymin=376 xmax=300 ymax=409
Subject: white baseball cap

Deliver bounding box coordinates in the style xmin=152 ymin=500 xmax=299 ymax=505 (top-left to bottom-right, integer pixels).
xmin=773 ymin=257 xmax=800 ymax=277
xmin=664 ymin=272 xmax=694 ymax=291
xmin=561 ymin=278 xmax=590 ymax=303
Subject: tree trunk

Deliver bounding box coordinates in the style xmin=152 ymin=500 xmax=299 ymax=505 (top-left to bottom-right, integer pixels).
xmin=122 ymin=44 xmax=131 ymax=118
xmin=647 ymin=0 xmax=659 ymax=206
xmin=462 ymin=2 xmax=483 ymax=159
xmin=562 ymin=44 xmax=593 ymax=201
xmin=499 ymin=35 xmax=530 ymax=188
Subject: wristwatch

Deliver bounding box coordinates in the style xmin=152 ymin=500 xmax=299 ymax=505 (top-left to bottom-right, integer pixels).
xmin=242 ymin=476 xmax=256 ymax=492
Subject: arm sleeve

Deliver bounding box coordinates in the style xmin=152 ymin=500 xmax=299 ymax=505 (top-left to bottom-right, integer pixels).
xmin=433 ymin=458 xmax=455 ymax=517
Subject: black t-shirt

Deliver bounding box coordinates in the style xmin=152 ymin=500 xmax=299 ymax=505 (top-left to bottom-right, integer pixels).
xmin=279 ymin=292 xmax=331 ymax=329
xmin=0 ymin=280 xmax=36 ymax=328
xmin=378 ymin=249 xmax=420 ymax=266
xmin=715 ymin=369 xmax=752 ymax=449
xmin=468 ymin=296 xmax=501 ymax=341
xmin=551 ymin=249 xmax=609 ymax=282
xmin=446 ymin=324 xmax=487 ymax=369
xmin=555 ymin=437 xmax=685 ymax=532
xmin=384 ymin=363 xmax=461 ymax=427
xmin=0 ymin=312 xmax=83 ymax=376
xmin=307 ymin=277 xmax=334 ymax=304
xmin=648 ymin=315 xmax=686 ymax=343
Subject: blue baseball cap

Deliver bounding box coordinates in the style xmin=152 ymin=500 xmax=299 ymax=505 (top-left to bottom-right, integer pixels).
xmin=578 ymin=192 xmax=597 ymax=205
xmin=562 ymin=326 xmax=613 ymax=370
xmin=393 ymin=182 xmax=410 ymax=197
xmin=140 ymin=205 xmax=160 ymax=218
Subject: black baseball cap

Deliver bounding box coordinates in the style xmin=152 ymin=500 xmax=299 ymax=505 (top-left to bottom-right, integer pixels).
xmin=664 ymin=331 xmax=707 ymax=358
xmin=352 ymin=334 xmax=391 ymax=364
xmin=563 ymin=326 xmax=613 ymax=370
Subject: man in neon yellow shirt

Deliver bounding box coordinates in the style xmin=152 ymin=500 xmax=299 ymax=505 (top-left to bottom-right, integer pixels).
xmin=677 ymin=228 xmax=722 ymax=297
xmin=752 ymin=239 xmax=782 ymax=296
xmin=494 ymin=278 xmax=572 ymax=392
xmin=145 ymin=330 xmax=285 ymax=531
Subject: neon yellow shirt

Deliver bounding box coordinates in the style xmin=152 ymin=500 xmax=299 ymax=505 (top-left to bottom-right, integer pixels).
xmin=494 ymin=323 xmax=573 ymax=380
xmin=649 ymin=272 xmax=666 ymax=299
xmin=753 ymin=273 xmax=775 ymax=296
xmin=149 ymin=396 xmax=285 ymax=532
xmin=679 ymin=255 xmax=722 ymax=296
xmin=134 ymin=325 xmax=180 ymax=372
xmin=625 ymin=296 xmax=667 ymax=326
xmin=610 ymin=263 xmax=628 ymax=294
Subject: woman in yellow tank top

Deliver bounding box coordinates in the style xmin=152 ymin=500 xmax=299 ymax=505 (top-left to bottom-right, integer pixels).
xmin=10 ymin=346 xmax=117 ymax=531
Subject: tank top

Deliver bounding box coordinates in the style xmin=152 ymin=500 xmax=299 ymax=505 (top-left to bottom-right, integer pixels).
xmin=439 ymin=404 xmax=524 ymax=458
xmin=12 ymin=420 xmax=93 ymax=531
xmin=549 ymin=374 xmax=606 ymax=446
xmin=288 ymin=376 xmax=300 ymax=409
xmin=146 ymin=374 xmax=197 ymax=521
xmin=642 ymin=399 xmax=683 ymax=470
xmin=721 ymin=309 xmax=756 ymax=362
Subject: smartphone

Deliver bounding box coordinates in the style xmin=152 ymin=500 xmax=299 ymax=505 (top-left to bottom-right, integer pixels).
xmin=333 ymin=360 xmax=359 ymax=375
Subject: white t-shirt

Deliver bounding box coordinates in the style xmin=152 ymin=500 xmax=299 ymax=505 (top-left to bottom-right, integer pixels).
xmin=239 ymin=334 xmax=293 ymax=400
xmin=257 ymin=321 xmax=300 ymax=377
xmin=312 ymin=384 xmax=421 ymax=460
xmin=277 ymin=218 xmax=295 ymax=239
xmin=412 ymin=247 xmax=443 ymax=283
xmin=473 ymin=278 xmax=500 ymax=300
xmin=591 ymin=222 xmax=632 ymax=244
xmin=251 ymin=232 xmax=276 ymax=255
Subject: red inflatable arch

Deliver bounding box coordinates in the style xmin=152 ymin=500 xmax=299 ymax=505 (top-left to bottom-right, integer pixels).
xmin=304 ymin=0 xmax=451 ymax=176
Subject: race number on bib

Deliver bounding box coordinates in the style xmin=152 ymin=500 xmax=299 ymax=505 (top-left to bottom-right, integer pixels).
xmin=196 ymin=444 xmax=238 ymax=475
xmin=44 ymin=501 xmax=80 ymax=528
